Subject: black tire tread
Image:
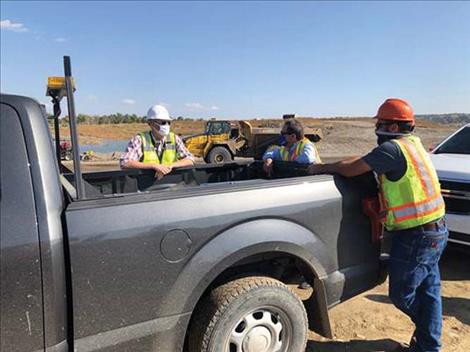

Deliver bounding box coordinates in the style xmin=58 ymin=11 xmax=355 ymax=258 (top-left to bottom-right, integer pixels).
xmin=188 ymin=276 xmax=307 ymax=352
xmin=208 ymin=146 xmax=232 ymax=164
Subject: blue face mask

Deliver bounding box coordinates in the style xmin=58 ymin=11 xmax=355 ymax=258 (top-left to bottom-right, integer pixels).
xmin=279 ymin=135 xmax=286 ymax=145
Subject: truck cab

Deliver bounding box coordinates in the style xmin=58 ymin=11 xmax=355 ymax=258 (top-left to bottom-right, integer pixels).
xmin=430 ymin=123 xmax=470 ymax=248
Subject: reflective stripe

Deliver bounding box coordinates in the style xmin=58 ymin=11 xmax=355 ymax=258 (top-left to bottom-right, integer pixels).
xmin=390 ymin=192 xmax=440 ymax=211
xmin=414 ymin=141 xmax=440 ymax=196
xmin=142 ymin=132 xmax=153 ymax=151
xmin=393 ymin=195 xmax=444 ymax=222
xmin=397 ymin=139 xmax=434 ymax=198
xmin=165 ymin=143 xmax=176 ymax=150
xmin=395 ymin=203 xmax=445 ymax=223
xmin=279 ymin=138 xmax=321 ymax=162
xmin=280 ymin=147 xmax=289 ymax=161
xmin=291 ymin=141 xmax=303 ymax=160
xmin=313 ymin=144 xmax=322 ymax=163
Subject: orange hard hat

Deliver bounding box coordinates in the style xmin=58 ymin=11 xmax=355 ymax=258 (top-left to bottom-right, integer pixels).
xmin=375 ymin=98 xmax=414 ymax=125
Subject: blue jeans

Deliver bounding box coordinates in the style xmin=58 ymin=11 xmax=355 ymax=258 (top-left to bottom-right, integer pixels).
xmin=388 ymin=221 xmax=448 ymax=352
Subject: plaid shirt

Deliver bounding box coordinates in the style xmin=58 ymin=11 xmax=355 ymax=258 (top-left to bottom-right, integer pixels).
xmin=120 ymin=132 xmax=194 ymax=168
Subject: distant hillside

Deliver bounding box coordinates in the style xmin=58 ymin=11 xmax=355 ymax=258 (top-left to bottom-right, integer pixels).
xmin=415 ymin=113 xmax=470 ymax=124
xmin=50 ymin=112 xmax=470 ymax=125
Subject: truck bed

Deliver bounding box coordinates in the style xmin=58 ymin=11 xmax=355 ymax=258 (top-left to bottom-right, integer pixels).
xmin=62 ymin=160 xmax=317 ymax=199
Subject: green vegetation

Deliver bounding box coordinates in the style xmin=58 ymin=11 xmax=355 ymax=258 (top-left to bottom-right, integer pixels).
xmin=415 ymin=113 xmax=470 ymax=124
xmin=47 ymin=113 xmax=206 ymax=126
xmin=48 ymin=113 xmax=470 ymax=126
xmin=48 ymin=113 xmax=145 ymax=126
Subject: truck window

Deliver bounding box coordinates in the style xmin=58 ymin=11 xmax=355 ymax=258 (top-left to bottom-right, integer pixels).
xmin=208 ymin=122 xmax=230 ymax=135
xmin=435 ymin=126 xmax=470 ymax=154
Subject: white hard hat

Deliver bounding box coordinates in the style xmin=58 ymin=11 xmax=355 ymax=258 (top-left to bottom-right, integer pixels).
xmin=146 ymin=104 xmax=171 ymax=121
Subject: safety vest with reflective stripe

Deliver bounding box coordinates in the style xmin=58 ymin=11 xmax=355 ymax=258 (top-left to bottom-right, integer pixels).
xmin=279 ymin=138 xmax=322 ymax=163
xmin=379 ymin=135 xmax=445 ymax=231
xmin=140 ymin=131 xmax=178 ymax=165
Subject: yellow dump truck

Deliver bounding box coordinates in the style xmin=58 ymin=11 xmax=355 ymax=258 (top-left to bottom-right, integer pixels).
xmin=183 ymin=120 xmax=322 ymax=164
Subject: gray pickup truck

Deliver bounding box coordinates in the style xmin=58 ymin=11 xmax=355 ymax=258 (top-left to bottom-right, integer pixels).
xmin=1 ymin=93 xmax=386 ymax=352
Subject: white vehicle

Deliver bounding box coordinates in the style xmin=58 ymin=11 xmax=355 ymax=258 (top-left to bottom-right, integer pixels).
xmin=430 ymin=123 xmax=470 ymax=248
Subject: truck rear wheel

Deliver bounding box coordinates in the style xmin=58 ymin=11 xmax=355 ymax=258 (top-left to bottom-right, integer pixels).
xmin=188 ymin=276 xmax=308 ymax=352
xmin=207 ymin=146 xmax=232 ymax=164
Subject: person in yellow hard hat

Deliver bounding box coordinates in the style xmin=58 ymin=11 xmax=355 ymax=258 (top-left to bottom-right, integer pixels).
xmin=308 ymin=98 xmax=448 ymax=352
xmin=120 ymin=104 xmax=194 ymax=179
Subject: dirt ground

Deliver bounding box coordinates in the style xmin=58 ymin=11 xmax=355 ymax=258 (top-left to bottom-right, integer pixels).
xmin=66 ymin=118 xmax=469 ymax=351
xmin=307 ymin=246 xmax=470 ymax=352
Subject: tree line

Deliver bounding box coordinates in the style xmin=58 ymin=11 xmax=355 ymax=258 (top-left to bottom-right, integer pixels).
xmin=48 ymin=113 xmax=470 ymax=126
xmin=415 ymin=113 xmax=470 ymax=124
xmin=48 ymin=113 xmax=198 ymax=126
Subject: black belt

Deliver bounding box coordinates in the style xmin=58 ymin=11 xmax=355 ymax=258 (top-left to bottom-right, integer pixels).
xmin=414 ymin=217 xmax=445 ymax=232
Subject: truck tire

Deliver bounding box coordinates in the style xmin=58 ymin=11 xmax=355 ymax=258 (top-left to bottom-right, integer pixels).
xmin=207 ymin=146 xmax=232 ymax=164
xmin=188 ymin=276 xmax=308 ymax=352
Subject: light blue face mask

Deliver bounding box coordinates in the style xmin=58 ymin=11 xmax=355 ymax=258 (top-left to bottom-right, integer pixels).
xmin=158 ymin=124 xmax=170 ymax=136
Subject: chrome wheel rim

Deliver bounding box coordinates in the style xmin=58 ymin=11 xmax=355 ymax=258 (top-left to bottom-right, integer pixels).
xmin=225 ymin=307 xmax=292 ymax=352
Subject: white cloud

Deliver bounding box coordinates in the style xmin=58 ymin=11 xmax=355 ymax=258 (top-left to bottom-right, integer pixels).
xmin=185 ymin=102 xmax=204 ymax=109
xmin=185 ymin=102 xmax=221 ymax=111
xmin=0 ymin=19 xmax=28 ymax=33
xmin=122 ymin=99 xmax=136 ymax=105
xmin=88 ymin=94 xmax=98 ymax=101
xmin=54 ymin=37 xmax=67 ymax=42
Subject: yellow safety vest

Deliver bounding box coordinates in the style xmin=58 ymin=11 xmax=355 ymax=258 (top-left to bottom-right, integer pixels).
xmin=279 ymin=138 xmax=322 ymax=163
xmin=140 ymin=131 xmax=178 ymax=165
xmin=379 ymin=135 xmax=445 ymax=231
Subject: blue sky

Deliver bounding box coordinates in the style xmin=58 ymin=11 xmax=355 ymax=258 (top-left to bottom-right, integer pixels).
xmin=1 ymin=1 xmax=469 ymax=118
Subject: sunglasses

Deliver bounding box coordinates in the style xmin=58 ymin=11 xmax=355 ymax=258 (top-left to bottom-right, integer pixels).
xmin=375 ymin=121 xmax=394 ymax=129
xmin=150 ymin=120 xmax=171 ymax=126
xmin=281 ymin=131 xmax=293 ymax=136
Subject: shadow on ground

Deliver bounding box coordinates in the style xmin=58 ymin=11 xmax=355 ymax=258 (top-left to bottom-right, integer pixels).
xmin=440 ymin=246 xmax=470 ymax=281
xmin=364 ymin=245 xmax=470 ymax=325
xmin=365 ymin=294 xmax=470 ymax=326
xmin=307 ymin=338 xmax=400 ymax=352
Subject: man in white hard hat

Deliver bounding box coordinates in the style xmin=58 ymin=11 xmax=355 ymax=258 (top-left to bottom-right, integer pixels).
xmin=120 ymin=104 xmax=194 ymax=179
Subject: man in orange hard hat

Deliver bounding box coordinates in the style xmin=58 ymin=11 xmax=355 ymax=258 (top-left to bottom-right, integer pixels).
xmin=308 ymin=98 xmax=448 ymax=352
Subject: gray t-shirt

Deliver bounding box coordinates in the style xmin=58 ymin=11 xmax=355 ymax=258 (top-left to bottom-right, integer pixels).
xmin=362 ymin=140 xmax=407 ymax=181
